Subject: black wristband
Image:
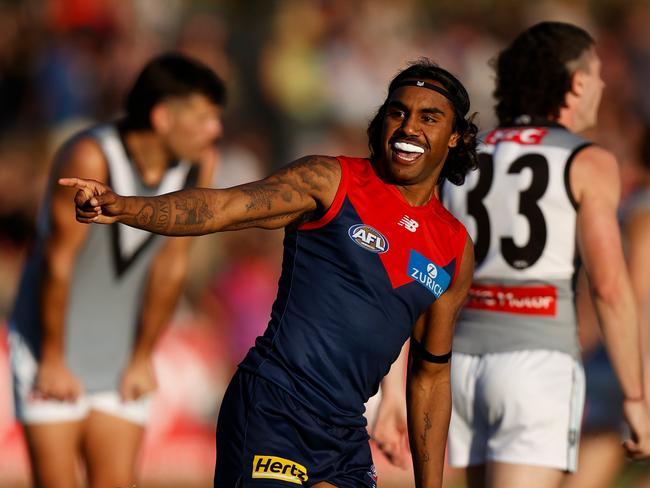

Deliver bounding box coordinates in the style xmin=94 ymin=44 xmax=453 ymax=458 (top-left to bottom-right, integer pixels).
xmin=410 ymin=336 xmax=452 ymax=364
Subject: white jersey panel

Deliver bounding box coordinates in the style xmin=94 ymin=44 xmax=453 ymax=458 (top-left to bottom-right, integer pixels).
xmin=10 ymin=122 xmax=196 ymax=392
xmin=442 ymin=125 xmax=591 ymax=357
xmin=447 ymin=140 xmax=577 ymax=280
xmin=94 ymin=125 xmax=190 ymax=261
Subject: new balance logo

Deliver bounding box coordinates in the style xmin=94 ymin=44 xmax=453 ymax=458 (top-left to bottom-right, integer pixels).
xmin=398 ymin=215 xmax=419 ymax=232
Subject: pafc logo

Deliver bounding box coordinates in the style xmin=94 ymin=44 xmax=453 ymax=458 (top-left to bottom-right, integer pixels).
xmin=252 ymin=455 xmax=308 ymax=485
xmin=348 ymin=224 xmax=389 ymax=253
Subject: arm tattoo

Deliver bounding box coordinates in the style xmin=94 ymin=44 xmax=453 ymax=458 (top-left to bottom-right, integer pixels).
xmin=242 ymin=182 xmax=285 ymax=211
xmin=174 ymin=196 xmax=214 ymax=226
xmin=158 ymin=200 xmax=170 ymax=227
xmin=128 ymin=156 xmax=338 ymax=234
xmin=130 ymin=190 xmax=214 ymax=235
xmin=419 ymin=412 xmax=432 ymax=462
xmin=241 ymin=156 xmax=338 ymax=219
xmin=136 ymin=204 xmax=156 ymax=226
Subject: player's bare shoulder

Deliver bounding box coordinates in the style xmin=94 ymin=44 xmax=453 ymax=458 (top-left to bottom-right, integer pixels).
xmin=54 ymin=132 xmax=108 ymax=183
xmin=569 ymin=145 xmax=619 ymax=205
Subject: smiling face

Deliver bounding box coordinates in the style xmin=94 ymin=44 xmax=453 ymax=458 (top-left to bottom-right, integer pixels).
xmin=378 ymin=81 xmax=460 ymax=202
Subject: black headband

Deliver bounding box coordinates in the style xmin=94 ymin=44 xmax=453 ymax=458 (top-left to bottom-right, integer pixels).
xmin=391 ymin=79 xmax=467 ymax=116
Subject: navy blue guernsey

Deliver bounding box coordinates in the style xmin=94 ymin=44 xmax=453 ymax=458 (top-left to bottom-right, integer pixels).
xmin=239 ymin=156 xmax=468 ymax=427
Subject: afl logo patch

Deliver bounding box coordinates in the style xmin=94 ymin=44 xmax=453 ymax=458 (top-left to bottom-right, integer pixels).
xmin=348 ymin=224 xmax=389 ymax=253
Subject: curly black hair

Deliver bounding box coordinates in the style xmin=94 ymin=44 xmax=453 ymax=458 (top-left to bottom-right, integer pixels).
xmin=494 ymin=22 xmax=594 ymax=125
xmin=367 ymin=59 xmax=478 ymax=186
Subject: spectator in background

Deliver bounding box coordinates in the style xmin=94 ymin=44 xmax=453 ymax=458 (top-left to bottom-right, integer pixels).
xmin=8 ymin=53 xmax=225 ymax=488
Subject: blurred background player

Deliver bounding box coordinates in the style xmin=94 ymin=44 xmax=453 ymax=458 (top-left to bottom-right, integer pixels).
xmin=565 ymin=124 xmax=650 ymax=488
xmin=443 ymin=21 xmax=650 ymax=488
xmin=8 ymin=53 xmax=225 ymax=488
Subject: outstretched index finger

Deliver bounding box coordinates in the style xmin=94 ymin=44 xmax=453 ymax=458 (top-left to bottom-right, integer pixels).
xmin=58 ymin=177 xmax=90 ymax=189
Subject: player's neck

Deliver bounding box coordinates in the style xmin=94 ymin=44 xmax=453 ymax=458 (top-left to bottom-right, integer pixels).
xmin=123 ymin=131 xmax=172 ymax=186
xmin=396 ymin=182 xmax=436 ymax=207
xmin=557 ymin=106 xmax=585 ymax=134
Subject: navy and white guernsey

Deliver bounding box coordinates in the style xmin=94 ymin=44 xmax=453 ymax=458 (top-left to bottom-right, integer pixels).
xmin=239 ymin=156 xmax=468 ymax=427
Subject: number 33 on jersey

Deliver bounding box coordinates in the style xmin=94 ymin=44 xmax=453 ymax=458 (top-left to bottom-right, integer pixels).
xmin=443 ymin=123 xmax=591 ymax=281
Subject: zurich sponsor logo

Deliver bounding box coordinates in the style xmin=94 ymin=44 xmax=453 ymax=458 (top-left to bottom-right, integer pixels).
xmin=408 ymin=249 xmax=451 ymax=298
xmin=348 ymin=224 xmax=389 ymax=253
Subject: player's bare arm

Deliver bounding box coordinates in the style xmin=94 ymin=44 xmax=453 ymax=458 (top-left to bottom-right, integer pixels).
xmin=571 ymin=146 xmax=642 ymax=399
xmin=407 ymin=236 xmax=474 ymax=487
xmin=121 ymin=149 xmax=218 ymax=401
xmin=60 ymin=155 xmax=341 ymax=234
xmin=38 ymin=136 xmax=108 ymax=401
xmin=372 ymin=340 xmax=410 ymax=469
xmin=624 ymin=207 xmax=650 ymax=393
xmin=571 ymin=145 xmax=650 ymax=458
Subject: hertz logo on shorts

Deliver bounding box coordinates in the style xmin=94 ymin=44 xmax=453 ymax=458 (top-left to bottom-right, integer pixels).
xmin=252 ymin=455 xmax=308 ymax=484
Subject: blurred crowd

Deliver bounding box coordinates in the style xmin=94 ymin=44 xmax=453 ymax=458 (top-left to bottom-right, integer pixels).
xmin=1 ymin=0 xmax=650 ymax=486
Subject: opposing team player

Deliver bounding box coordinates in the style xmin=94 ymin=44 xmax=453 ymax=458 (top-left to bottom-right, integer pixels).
xmin=9 ymin=53 xmax=225 ymax=488
xmin=61 ymin=60 xmax=477 ymax=488
xmin=566 ymin=124 xmax=650 ymax=488
xmin=443 ymin=21 xmax=650 ymax=488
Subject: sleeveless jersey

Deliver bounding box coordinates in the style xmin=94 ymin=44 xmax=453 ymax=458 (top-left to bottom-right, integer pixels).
xmin=239 ymin=156 xmax=468 ymax=427
xmin=10 ymin=123 xmax=197 ymax=392
xmin=443 ymin=123 xmax=592 ymax=358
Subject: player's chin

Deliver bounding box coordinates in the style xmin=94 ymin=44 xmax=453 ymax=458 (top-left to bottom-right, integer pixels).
xmin=388 ymin=162 xmax=423 ymax=184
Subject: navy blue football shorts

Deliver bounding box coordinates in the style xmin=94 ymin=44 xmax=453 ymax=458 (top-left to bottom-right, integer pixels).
xmin=214 ymin=369 xmax=377 ymax=487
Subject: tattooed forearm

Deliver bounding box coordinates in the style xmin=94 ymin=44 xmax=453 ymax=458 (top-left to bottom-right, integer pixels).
xmin=124 ymin=189 xmax=216 ymax=236
xmin=174 ymin=196 xmax=214 ymax=226
xmin=135 ymin=199 xmax=171 ymax=229
xmin=418 ymin=412 xmax=432 ymax=462
xmin=136 ymin=204 xmax=156 ymax=226
xmin=122 ymin=155 xmax=340 ymax=235
xmin=158 ymin=200 xmax=170 ymax=226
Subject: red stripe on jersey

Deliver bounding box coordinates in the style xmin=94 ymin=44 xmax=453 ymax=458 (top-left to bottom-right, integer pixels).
xmin=465 ymin=284 xmax=557 ymax=316
xmin=342 ymin=157 xmax=466 ymax=290
xmin=299 ymin=157 xmax=350 ymax=231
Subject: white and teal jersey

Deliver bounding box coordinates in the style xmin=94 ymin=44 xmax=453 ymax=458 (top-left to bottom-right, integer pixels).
xmin=443 ymin=123 xmax=592 ymax=358
xmin=10 ymin=123 xmax=197 ymax=392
